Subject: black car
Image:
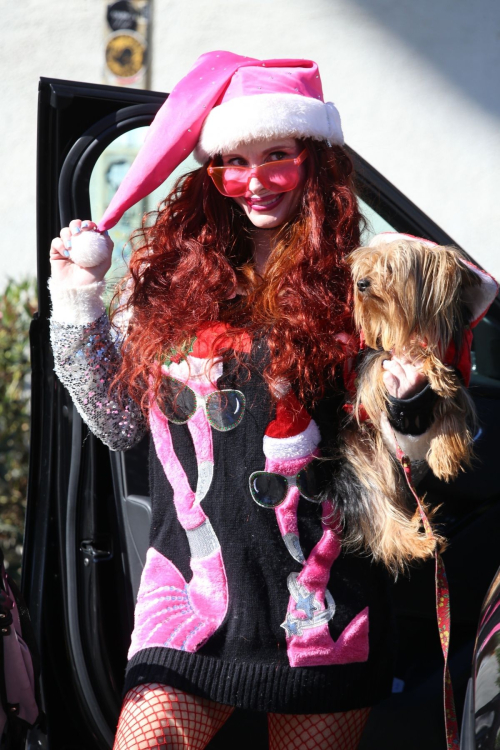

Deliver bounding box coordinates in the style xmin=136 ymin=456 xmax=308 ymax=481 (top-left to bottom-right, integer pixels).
xmin=23 ymin=77 xmax=500 ymax=750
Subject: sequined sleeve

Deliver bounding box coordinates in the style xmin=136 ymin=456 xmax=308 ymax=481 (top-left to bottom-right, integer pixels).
xmin=50 ymin=313 xmax=147 ymax=451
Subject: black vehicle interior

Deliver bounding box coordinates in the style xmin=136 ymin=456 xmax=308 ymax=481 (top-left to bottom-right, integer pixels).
xmin=26 ymin=78 xmax=500 ymax=750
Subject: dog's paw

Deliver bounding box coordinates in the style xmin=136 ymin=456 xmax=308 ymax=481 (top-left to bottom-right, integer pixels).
xmin=422 ymin=358 xmax=459 ymax=398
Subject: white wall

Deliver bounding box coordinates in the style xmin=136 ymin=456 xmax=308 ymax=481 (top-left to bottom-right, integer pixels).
xmin=1 ymin=0 xmax=499 ymax=286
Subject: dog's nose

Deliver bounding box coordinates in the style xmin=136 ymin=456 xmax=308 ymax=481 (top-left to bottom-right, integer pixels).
xmin=357 ymin=279 xmax=371 ymax=292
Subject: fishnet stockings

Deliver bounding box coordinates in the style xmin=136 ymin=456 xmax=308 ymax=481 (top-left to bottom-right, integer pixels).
xmin=268 ymin=707 xmax=371 ymax=750
xmin=113 ymin=684 xmax=234 ymax=750
xmin=114 ymin=684 xmax=370 ymax=750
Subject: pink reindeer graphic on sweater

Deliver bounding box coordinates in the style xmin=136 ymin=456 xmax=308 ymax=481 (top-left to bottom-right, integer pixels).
xmin=129 ymin=327 xmax=250 ymax=658
xmin=252 ymin=391 xmax=369 ymax=668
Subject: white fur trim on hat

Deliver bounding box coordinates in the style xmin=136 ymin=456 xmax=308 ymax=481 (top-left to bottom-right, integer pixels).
xmin=194 ymin=93 xmax=343 ymax=162
xmin=263 ymin=419 xmax=321 ymax=460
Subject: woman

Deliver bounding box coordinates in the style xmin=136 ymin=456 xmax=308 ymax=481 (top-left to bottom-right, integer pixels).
xmin=49 ymin=52 xmax=442 ymax=749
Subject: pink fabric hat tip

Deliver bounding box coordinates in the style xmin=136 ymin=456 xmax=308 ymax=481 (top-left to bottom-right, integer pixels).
xmin=98 ymin=50 xmax=343 ymax=231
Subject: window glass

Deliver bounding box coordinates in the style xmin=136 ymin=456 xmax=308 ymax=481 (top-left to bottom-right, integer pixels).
xmin=358 ymin=197 xmax=396 ymax=245
xmin=89 ymin=126 xmax=199 ymax=286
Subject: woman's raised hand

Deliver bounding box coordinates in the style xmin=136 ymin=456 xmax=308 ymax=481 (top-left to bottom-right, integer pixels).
xmin=50 ymin=220 xmax=114 ymax=287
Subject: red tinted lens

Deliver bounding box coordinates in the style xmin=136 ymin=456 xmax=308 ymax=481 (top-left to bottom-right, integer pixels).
xmin=209 ymin=155 xmax=305 ymax=198
xmin=219 ymin=167 xmax=252 ymax=196
xmin=256 ymin=160 xmax=300 ymax=193
xmin=208 ymin=166 xmax=250 ymax=197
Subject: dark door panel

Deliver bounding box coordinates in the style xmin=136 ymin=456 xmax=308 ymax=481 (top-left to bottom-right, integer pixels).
xmin=28 ymin=78 xmax=167 ymax=748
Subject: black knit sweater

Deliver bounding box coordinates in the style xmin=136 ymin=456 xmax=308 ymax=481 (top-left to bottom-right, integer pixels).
xmin=51 ymin=314 xmax=430 ymax=714
xmin=121 ymin=339 xmax=429 ymax=713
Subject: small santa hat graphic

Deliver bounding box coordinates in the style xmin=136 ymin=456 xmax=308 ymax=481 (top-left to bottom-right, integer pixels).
xmin=97 ymin=50 xmax=343 ymax=231
xmin=263 ymin=391 xmax=321 ymax=460
xmin=368 ymin=232 xmax=498 ymax=328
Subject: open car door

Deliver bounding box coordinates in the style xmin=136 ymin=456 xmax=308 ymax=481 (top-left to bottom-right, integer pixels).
xmin=25 ymin=77 xmax=500 ymax=750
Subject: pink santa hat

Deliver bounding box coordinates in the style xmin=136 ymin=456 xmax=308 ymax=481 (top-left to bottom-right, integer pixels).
xmin=263 ymin=391 xmax=321 ymax=460
xmin=97 ymin=50 xmax=343 ymax=231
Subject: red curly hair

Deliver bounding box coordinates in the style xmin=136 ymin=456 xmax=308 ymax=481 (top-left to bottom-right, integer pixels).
xmin=111 ymin=139 xmax=362 ymax=410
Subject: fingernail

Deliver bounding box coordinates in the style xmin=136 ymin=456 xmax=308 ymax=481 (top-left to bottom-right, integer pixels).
xmin=64 ymin=239 xmax=72 ymax=249
xmin=72 ymin=226 xmax=81 ymax=235
xmin=82 ymin=221 xmax=89 ymax=228
xmin=63 ymin=249 xmax=70 ymax=258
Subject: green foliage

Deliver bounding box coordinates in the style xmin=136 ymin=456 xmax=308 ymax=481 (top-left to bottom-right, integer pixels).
xmin=0 ymin=278 xmax=37 ymax=584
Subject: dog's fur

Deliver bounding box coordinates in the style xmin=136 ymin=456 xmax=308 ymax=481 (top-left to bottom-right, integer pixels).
xmin=331 ymin=239 xmax=480 ymax=574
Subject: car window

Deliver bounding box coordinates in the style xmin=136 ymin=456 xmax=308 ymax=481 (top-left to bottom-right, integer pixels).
xmin=359 ymin=198 xmax=396 ymax=244
xmin=90 ymin=126 xmax=199 ymax=287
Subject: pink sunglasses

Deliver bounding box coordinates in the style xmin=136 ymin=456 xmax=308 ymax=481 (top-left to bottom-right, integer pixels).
xmin=207 ymin=150 xmax=308 ymax=198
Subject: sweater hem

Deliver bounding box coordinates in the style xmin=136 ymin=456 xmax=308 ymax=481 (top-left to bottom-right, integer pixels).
xmin=124 ymin=647 xmax=393 ymax=713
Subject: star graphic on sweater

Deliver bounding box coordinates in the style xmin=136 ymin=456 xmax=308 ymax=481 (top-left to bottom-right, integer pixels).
xmin=295 ymin=591 xmax=317 ymax=619
xmin=280 ymin=614 xmax=303 ymax=637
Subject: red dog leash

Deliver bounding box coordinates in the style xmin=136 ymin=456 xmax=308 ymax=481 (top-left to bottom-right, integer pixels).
xmin=394 ymin=442 xmax=460 ymax=750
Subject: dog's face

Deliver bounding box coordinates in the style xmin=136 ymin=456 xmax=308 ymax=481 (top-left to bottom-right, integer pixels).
xmin=346 ymin=240 xmax=480 ymax=354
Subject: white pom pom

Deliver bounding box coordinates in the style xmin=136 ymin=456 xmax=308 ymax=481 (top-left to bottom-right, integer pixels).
xmin=69 ymin=230 xmax=113 ymax=268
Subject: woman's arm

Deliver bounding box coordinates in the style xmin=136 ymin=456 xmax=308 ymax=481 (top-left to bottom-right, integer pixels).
xmin=49 ymin=221 xmax=147 ymax=451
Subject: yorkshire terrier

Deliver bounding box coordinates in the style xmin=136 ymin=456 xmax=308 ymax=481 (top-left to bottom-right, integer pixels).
xmin=332 ymin=235 xmax=484 ymax=573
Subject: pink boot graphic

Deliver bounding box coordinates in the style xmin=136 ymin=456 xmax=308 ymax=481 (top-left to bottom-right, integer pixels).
xmin=254 ymin=391 xmax=369 ymax=667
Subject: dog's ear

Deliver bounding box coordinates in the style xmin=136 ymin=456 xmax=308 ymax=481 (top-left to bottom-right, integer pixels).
xmin=414 ymin=248 xmax=464 ymax=346
xmin=421 ymin=248 xmax=460 ymax=306
xmin=459 ymin=260 xmax=482 ymax=290
xmin=449 ymin=252 xmax=498 ymax=327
